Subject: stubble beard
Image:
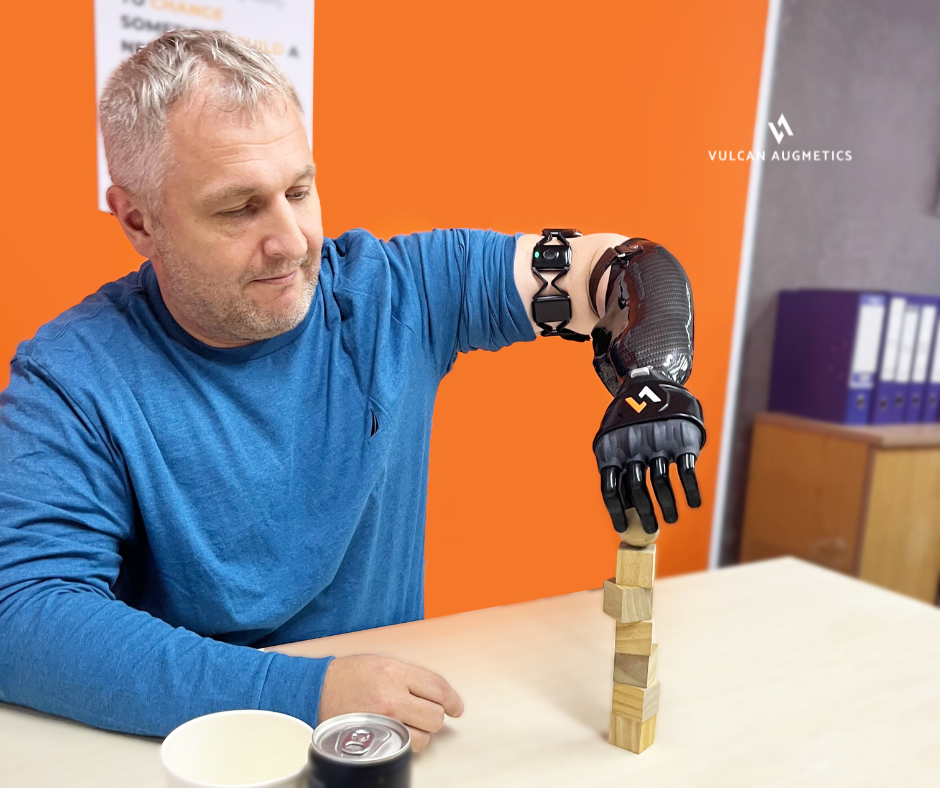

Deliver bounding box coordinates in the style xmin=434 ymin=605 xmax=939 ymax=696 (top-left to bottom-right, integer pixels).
xmin=153 ymin=227 xmax=320 ymax=345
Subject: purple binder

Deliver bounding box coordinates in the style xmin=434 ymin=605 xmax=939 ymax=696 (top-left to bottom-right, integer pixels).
xmin=925 ymin=318 xmax=940 ymax=423
xmin=905 ymin=296 xmax=939 ymax=422
xmin=871 ymin=295 xmax=915 ymax=425
xmin=769 ymin=290 xmax=886 ymax=424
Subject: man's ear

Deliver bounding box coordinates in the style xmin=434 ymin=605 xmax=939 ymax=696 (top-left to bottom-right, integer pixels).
xmin=106 ymin=185 xmax=159 ymax=259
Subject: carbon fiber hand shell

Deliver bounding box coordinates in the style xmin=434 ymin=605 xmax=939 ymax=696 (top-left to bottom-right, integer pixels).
xmin=592 ymin=242 xmax=694 ymax=395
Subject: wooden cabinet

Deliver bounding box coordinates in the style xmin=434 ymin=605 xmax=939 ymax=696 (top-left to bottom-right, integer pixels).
xmin=740 ymin=412 xmax=940 ymax=604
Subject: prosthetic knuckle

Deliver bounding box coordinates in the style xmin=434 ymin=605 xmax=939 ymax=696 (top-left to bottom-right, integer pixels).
xmin=594 ymin=429 xmax=630 ymax=469
xmin=594 ymin=420 xmax=702 ymax=469
xmin=590 ymin=240 xmax=695 ymax=395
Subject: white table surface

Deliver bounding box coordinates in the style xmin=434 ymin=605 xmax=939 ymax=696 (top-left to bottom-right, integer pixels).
xmin=3 ymin=557 xmax=940 ymax=787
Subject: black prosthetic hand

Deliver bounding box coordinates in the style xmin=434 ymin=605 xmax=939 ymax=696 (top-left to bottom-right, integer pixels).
xmin=589 ymin=239 xmax=706 ymax=535
xmin=594 ymin=371 xmax=705 ymax=534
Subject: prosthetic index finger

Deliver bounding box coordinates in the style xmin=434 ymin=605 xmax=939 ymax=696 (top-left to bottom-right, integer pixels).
xmin=599 ymin=465 xmax=629 ymax=533
xmin=649 ymin=456 xmax=678 ymax=524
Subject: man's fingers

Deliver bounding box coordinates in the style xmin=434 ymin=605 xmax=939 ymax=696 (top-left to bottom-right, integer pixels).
xmin=405 ymin=724 xmax=431 ymax=753
xmin=649 ymin=457 xmax=678 ymax=524
xmin=600 ymin=465 xmax=629 ymax=532
xmin=677 ymin=453 xmax=701 ymax=508
xmin=405 ymin=664 xmax=464 ymax=718
xmin=625 ymin=461 xmax=658 ymax=534
xmin=395 ymin=693 xmax=447 ymax=735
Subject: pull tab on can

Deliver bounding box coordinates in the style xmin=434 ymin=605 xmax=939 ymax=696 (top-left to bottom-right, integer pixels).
xmin=339 ymin=726 xmax=384 ymax=756
xmin=319 ymin=717 xmax=398 ymax=761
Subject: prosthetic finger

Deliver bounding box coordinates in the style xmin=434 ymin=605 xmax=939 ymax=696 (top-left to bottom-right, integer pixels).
xmin=600 ymin=465 xmax=629 ymax=533
xmin=625 ymin=461 xmax=658 ymax=534
xmin=677 ymin=453 xmax=701 ymax=508
xmin=649 ymin=457 xmax=678 ymax=524
xmin=619 ymin=507 xmax=658 ymax=547
xmin=617 ymin=469 xmax=635 ymax=513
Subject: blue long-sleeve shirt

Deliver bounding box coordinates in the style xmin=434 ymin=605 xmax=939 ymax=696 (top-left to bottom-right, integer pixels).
xmin=0 ymin=228 xmax=535 ymax=736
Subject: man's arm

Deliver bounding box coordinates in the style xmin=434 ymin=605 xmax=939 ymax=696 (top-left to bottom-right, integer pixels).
xmin=512 ymin=232 xmax=628 ymax=335
xmin=380 ymin=229 xmax=539 ymax=378
xmin=0 ymin=351 xmax=462 ymax=749
xmin=383 ymin=226 xmax=703 ymax=536
xmin=0 ymin=355 xmax=328 ymax=736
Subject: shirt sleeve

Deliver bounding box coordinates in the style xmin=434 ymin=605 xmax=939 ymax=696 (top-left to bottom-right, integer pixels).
xmin=380 ymin=229 xmax=537 ymax=378
xmin=0 ymin=355 xmax=331 ymax=736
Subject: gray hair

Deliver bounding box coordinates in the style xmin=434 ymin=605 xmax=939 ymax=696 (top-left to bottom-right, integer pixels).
xmin=99 ymin=29 xmax=303 ymax=211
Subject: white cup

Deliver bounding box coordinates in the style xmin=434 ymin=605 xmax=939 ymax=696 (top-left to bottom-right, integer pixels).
xmin=161 ymin=710 xmax=313 ymax=788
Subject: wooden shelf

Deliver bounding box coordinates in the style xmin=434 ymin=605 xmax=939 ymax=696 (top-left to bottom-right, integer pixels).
xmin=756 ymin=411 xmax=940 ymax=448
xmin=741 ymin=412 xmax=940 ymax=604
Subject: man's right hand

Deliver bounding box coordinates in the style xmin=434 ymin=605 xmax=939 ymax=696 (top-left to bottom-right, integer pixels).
xmin=317 ymin=654 xmax=464 ymax=752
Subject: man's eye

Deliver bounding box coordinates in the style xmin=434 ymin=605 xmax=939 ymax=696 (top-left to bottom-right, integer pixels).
xmin=218 ymin=192 xmax=305 ymax=217
xmin=220 ymin=204 xmax=252 ymax=217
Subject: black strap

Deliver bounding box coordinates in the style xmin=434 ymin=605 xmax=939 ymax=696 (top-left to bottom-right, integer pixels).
xmin=586 ymin=239 xmax=648 ymax=317
xmin=532 ymin=229 xmax=590 ymax=342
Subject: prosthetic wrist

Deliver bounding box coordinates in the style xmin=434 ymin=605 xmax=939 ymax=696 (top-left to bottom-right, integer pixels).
xmin=586 ymin=239 xmax=706 ymax=537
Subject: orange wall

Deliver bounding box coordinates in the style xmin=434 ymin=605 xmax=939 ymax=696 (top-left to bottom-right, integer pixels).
xmin=0 ymin=2 xmax=768 ymax=618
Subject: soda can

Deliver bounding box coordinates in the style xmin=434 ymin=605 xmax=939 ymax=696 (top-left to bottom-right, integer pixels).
xmin=308 ymin=713 xmax=411 ymax=788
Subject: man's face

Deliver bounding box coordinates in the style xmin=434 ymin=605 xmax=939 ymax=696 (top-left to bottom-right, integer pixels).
xmin=151 ymin=88 xmax=323 ymax=347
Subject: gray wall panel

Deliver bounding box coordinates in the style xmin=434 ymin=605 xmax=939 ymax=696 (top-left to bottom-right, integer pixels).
xmin=719 ymin=0 xmax=940 ymax=564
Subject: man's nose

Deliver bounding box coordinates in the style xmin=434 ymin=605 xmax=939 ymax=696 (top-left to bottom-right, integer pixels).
xmin=262 ymin=196 xmax=308 ymax=260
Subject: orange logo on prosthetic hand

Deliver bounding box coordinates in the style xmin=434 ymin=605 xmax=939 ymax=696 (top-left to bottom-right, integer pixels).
xmin=625 ymin=386 xmax=662 ymax=414
xmin=626 ymin=397 xmax=647 ymax=413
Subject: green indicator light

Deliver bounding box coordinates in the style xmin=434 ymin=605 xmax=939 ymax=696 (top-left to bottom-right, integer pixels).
xmin=534 ymin=251 xmax=540 ymax=258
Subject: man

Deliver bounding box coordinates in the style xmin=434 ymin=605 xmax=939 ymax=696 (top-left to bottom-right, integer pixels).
xmin=0 ymin=30 xmax=702 ymax=750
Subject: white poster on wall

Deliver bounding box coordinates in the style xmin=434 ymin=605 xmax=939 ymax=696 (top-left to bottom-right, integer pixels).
xmin=93 ymin=0 xmax=314 ymax=213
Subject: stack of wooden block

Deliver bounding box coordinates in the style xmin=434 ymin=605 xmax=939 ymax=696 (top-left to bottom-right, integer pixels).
xmin=603 ymin=542 xmax=658 ymax=753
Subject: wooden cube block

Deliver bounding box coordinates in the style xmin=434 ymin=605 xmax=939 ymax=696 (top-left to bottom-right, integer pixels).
xmin=616 ymin=543 xmax=656 ymax=587
xmin=613 ymin=644 xmax=658 ymax=688
xmin=611 ymin=679 xmax=660 ymax=721
xmin=603 ymin=579 xmax=653 ymax=623
xmin=614 ymin=620 xmax=655 ymax=655
xmin=609 ymin=713 xmax=656 ymax=753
